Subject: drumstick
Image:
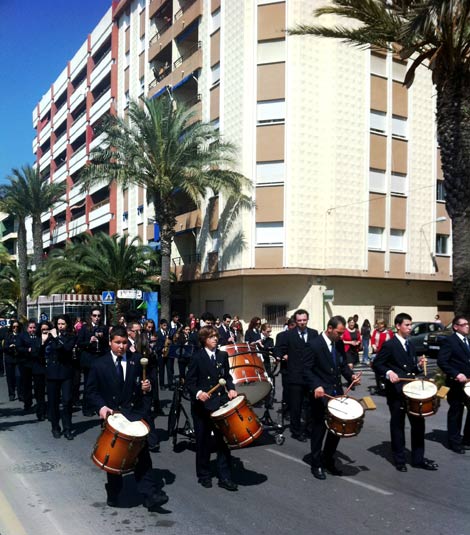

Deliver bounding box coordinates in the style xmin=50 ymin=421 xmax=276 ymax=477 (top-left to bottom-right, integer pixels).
xmin=140 ymin=358 xmax=148 ymax=382
xmin=423 ymin=357 xmax=427 ymax=378
xmin=343 ymin=371 xmax=362 ymax=397
xmin=206 ymin=378 xmax=227 ymax=396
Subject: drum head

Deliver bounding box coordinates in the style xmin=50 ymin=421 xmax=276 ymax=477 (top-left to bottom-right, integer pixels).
xmin=328 ymin=397 xmax=364 ymax=420
xmin=403 ymin=380 xmax=437 ymax=399
xmin=464 ymin=382 xmax=470 ymax=398
xmin=108 ymin=413 xmax=149 ymax=437
xmin=236 ymin=381 xmax=272 ymax=405
xmin=220 ymin=343 xmax=252 ymax=356
xmin=211 ymin=395 xmax=245 ymax=418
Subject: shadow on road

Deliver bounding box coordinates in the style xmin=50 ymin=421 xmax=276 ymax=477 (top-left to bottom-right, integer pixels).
xmin=72 ymin=418 xmax=102 ymax=437
xmin=425 ymin=428 xmax=448 ymax=448
xmin=231 ymin=456 xmax=268 ymax=486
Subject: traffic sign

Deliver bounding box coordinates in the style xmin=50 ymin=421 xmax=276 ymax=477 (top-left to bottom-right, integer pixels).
xmin=117 ymin=289 xmax=142 ymax=299
xmin=323 ymin=289 xmax=334 ymax=302
xmin=40 ymin=313 xmax=49 ymax=322
xmin=101 ymin=291 xmax=116 ymax=304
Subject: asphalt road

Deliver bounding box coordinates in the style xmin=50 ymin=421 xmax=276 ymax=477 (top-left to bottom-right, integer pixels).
xmin=0 ymin=364 xmax=468 ymax=535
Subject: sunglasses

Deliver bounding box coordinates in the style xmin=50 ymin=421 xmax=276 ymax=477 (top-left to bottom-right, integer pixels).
xmin=92 ymin=314 xmax=101 ymax=317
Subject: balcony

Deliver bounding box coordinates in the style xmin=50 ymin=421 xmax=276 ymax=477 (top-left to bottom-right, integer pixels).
xmin=42 ymin=230 xmax=51 ymax=249
xmin=68 ymin=214 xmax=87 ymax=236
xmin=39 ymin=148 xmax=52 ymax=169
xmin=52 ymin=163 xmax=68 ymax=184
xmin=174 ymin=208 xmax=201 ymax=233
xmin=69 ymin=145 xmax=88 ymax=176
xmin=89 ymin=200 xmax=110 ymax=220
xmin=91 ymin=50 xmax=112 ymax=90
xmin=173 ymin=41 xmax=201 ymax=69
xmin=174 ymin=0 xmax=201 ymax=23
xmin=171 ymin=253 xmax=201 ymax=281
xmin=90 ymin=88 xmax=112 ymax=125
xmin=70 ymin=79 xmax=87 ymax=111
xmin=39 ymin=122 xmax=52 ymax=146
xmin=53 ymin=132 xmax=68 ymax=156
xmin=69 ymin=113 xmax=88 ymax=143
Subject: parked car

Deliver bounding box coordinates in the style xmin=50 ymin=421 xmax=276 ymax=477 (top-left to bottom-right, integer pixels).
xmin=409 ymin=322 xmax=444 ymax=354
xmin=423 ymin=322 xmax=453 ymax=358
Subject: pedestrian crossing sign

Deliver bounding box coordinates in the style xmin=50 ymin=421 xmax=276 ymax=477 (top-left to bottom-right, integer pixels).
xmin=101 ymin=291 xmax=115 ymax=304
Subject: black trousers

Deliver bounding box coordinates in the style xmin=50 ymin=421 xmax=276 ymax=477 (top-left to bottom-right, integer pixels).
xmin=288 ymin=383 xmax=306 ymax=436
xmin=387 ymin=396 xmax=425 ymax=465
xmin=21 ymin=366 xmax=46 ymax=417
xmin=158 ymin=355 xmax=174 ymax=388
xmin=47 ymin=378 xmax=73 ymax=432
xmin=310 ymin=397 xmax=340 ymax=468
xmin=191 ymin=403 xmax=231 ymax=481
xmin=106 ymin=444 xmax=157 ymax=500
xmin=5 ymin=361 xmax=19 ymax=398
xmin=446 ymin=386 xmax=470 ymax=447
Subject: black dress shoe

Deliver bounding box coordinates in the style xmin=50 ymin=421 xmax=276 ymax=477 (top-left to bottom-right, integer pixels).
xmin=218 ymin=479 xmax=238 ymax=491
xmin=198 ymin=478 xmax=212 ymax=488
xmin=312 ymin=467 xmax=326 ymax=480
xmin=411 ymin=459 xmax=438 ymax=471
xmin=52 ymin=429 xmax=62 ymax=439
xmin=144 ymin=491 xmax=169 ymax=510
xmin=64 ymin=430 xmax=74 ymax=440
xmin=291 ymin=433 xmax=307 ymax=443
xmin=462 ymin=443 xmax=470 ymax=450
xmin=106 ymin=496 xmax=119 ymax=507
xmin=395 ymin=464 xmax=407 ymax=472
xmin=148 ymin=443 xmax=160 ymax=453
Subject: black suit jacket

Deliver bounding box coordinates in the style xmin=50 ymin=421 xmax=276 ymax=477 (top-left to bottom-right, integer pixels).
xmin=218 ymin=325 xmax=234 ymax=347
xmin=373 ymin=336 xmax=421 ymax=398
xmin=303 ymin=335 xmax=352 ymax=395
xmin=44 ymin=332 xmax=77 ymax=380
xmin=437 ymin=333 xmax=470 ymax=384
xmin=17 ymin=333 xmax=44 ymax=374
xmin=77 ymin=323 xmax=109 ymax=368
xmin=185 ymin=348 xmax=235 ymax=412
xmin=245 ymin=329 xmax=261 ymax=344
xmin=276 ymin=327 xmax=319 ymax=384
xmin=86 ymin=351 xmax=151 ymax=421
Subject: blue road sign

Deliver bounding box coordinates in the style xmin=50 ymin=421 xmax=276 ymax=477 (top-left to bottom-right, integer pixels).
xmin=101 ymin=291 xmax=115 ymax=305
xmin=40 ymin=313 xmax=49 ymax=322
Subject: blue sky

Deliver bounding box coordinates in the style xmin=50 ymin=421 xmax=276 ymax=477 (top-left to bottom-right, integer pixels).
xmin=0 ymin=0 xmax=113 ymax=182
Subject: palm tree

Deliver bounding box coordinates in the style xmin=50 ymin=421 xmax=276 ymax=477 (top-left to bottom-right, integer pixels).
xmin=33 ymin=232 xmax=160 ymax=299
xmin=7 ymin=165 xmax=66 ymax=269
xmin=290 ymin=0 xmax=470 ymax=316
xmin=0 ymin=262 xmax=24 ymax=317
xmin=81 ymin=95 xmax=251 ymax=320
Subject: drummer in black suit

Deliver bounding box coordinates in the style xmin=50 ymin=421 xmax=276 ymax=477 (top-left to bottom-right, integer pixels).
xmin=373 ymin=312 xmax=438 ymax=472
xmin=303 ymin=315 xmax=359 ymax=480
xmin=185 ymin=326 xmax=238 ymax=491
xmin=86 ymin=326 xmax=168 ymax=511
xmin=437 ymin=315 xmax=470 ymax=453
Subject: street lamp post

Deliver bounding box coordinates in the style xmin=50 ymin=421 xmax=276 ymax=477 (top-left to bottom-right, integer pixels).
xmin=420 ymin=216 xmax=447 ymax=274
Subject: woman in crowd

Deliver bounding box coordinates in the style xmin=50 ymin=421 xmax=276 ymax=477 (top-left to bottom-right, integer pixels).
xmin=361 ymin=319 xmax=372 ymax=364
xmin=342 ymin=316 xmax=362 ymax=369
xmin=4 ymin=320 xmax=22 ymax=402
xmin=245 ymin=316 xmax=262 ymax=344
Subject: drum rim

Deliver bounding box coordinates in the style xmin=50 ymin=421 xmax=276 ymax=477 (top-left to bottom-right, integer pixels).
xmin=106 ymin=412 xmax=150 ymax=439
xmin=327 ymin=396 xmax=364 ymax=419
xmin=402 ymin=379 xmax=437 ymax=398
xmin=210 ymin=394 xmax=247 ymax=417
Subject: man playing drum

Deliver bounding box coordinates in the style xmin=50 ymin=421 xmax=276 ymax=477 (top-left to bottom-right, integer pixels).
xmin=437 ymin=315 xmax=470 ymax=454
xmin=185 ymin=326 xmax=239 ymax=491
xmin=373 ymin=313 xmax=438 ymax=472
xmin=303 ymin=316 xmax=360 ymax=480
xmin=86 ymin=326 xmax=169 ymax=510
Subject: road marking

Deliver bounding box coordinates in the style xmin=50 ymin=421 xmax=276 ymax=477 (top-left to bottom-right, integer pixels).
xmin=0 ymin=486 xmax=28 ymax=535
xmin=266 ymin=448 xmax=393 ymax=496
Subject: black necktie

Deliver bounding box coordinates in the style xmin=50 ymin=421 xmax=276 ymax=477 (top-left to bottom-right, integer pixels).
xmin=116 ymin=356 xmax=124 ymax=386
xmin=210 ymin=352 xmax=216 ymax=363
xmin=464 ymin=338 xmax=470 ymax=354
xmin=301 ymin=331 xmax=307 ymax=343
xmin=331 ymin=345 xmax=336 ymax=365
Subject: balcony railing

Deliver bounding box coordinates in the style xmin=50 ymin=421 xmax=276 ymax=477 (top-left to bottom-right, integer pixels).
xmin=174 ymin=0 xmax=197 ymax=21
xmin=149 ymin=20 xmax=172 ymax=46
xmin=173 ymin=41 xmax=201 ymax=69
xmin=172 ymin=253 xmax=201 ymax=266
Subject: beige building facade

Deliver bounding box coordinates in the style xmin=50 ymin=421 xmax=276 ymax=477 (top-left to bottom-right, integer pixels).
xmin=32 ymin=0 xmax=452 ymax=329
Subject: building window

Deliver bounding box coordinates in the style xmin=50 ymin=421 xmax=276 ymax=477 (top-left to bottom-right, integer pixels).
xmin=139 ymin=77 xmax=145 ymax=96
xmin=437 ymin=180 xmax=446 ymax=201
xmin=256 ymin=161 xmax=285 ymax=185
xmin=389 ymin=229 xmax=405 ymax=252
xmin=370 ymin=53 xmax=386 ymax=77
xmin=123 ymin=211 xmax=128 ymax=221
xmin=257 ymin=39 xmax=286 ymax=65
xmin=436 ymin=234 xmax=449 ymax=255
xmin=391 ymin=172 xmax=407 ymax=195
xmin=256 ymin=222 xmax=284 ymax=246
xmin=392 ymin=59 xmax=407 ymax=83
xmin=370 ymin=110 xmax=386 ymax=133
xmin=125 ymin=91 xmax=130 ymax=108
xmin=262 ymin=303 xmax=288 ymax=326
xmin=368 ymin=226 xmax=384 ymax=250
xmin=369 ymin=168 xmax=386 ymax=193
xmin=125 ymin=51 xmax=130 ymax=68
xmin=257 ymin=99 xmax=285 ymax=125
xmin=211 ymin=8 xmax=221 ymax=34
xmin=139 ymin=36 xmax=145 ymax=54
xmin=392 ymin=115 xmax=407 ymax=138
xmin=211 ymin=63 xmax=220 ymax=86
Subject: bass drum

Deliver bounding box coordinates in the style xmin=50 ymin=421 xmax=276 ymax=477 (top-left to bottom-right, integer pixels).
xmin=220 ymin=343 xmax=272 ymax=405
xmin=91 ymin=413 xmax=150 ymax=474
xmin=211 ymin=395 xmax=263 ymax=449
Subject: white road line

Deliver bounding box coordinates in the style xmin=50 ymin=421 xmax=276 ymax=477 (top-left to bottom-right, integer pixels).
xmin=266 ymin=448 xmax=393 ymax=496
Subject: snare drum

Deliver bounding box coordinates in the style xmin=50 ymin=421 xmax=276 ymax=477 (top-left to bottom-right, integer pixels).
xmin=221 ymin=343 xmax=272 ymax=405
xmin=211 ymin=395 xmax=263 ymax=449
xmin=402 ymin=380 xmax=439 ymax=417
xmin=91 ymin=413 xmax=150 ymax=474
xmin=326 ymin=397 xmax=365 ymax=438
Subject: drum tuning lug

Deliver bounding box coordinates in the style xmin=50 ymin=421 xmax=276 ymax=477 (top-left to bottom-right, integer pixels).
xmin=111 ymin=433 xmax=118 ymax=447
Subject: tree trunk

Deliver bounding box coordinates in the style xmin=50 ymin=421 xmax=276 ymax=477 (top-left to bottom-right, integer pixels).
xmin=435 ymin=69 xmax=470 ymax=317
xmin=159 ymin=223 xmax=172 ymax=322
xmin=32 ymin=214 xmax=43 ymax=269
xmin=17 ymin=218 xmax=28 ymax=320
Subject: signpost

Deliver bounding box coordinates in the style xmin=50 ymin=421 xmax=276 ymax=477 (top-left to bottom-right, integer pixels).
xmin=322 ymin=289 xmax=335 ymax=329
xmin=101 ymin=291 xmax=116 ymax=325
xmin=117 ymin=289 xmax=143 ymax=300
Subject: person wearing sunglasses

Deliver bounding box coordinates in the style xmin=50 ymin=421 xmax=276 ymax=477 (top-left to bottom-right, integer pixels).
xmin=4 ymin=320 xmax=22 ymax=402
xmin=77 ymin=308 xmax=109 ymax=416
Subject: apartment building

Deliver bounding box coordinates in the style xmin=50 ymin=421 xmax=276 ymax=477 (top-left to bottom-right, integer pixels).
xmin=32 ymin=0 xmax=452 ymax=328
xmin=32 ymin=8 xmax=118 ymax=253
